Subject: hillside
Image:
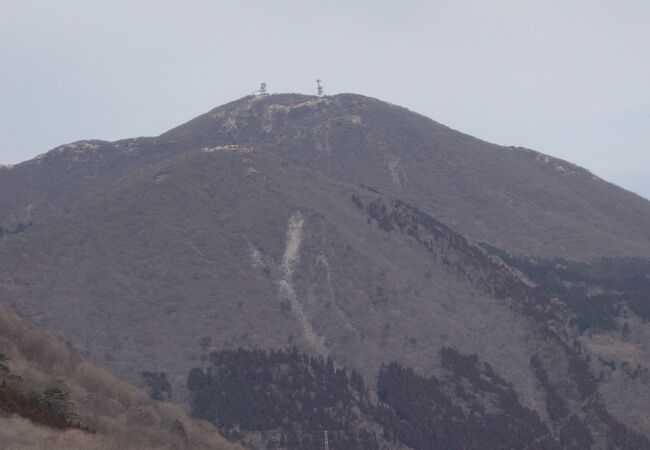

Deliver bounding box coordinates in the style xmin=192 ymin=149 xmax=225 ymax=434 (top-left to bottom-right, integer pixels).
xmin=1 ymin=93 xmax=650 ymax=448
xmin=0 ymin=306 xmax=240 ymax=449
xmin=163 ymin=94 xmax=650 ymax=259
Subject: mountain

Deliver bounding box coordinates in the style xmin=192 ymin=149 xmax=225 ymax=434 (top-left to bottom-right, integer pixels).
xmin=1 ymin=93 xmax=650 ymax=448
xmin=162 ymin=94 xmax=650 ymax=259
xmin=0 ymin=306 xmax=240 ymax=449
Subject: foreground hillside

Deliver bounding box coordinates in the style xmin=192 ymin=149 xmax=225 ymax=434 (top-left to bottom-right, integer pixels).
xmin=0 ymin=306 xmax=240 ymax=449
xmin=1 ymin=93 xmax=650 ymax=448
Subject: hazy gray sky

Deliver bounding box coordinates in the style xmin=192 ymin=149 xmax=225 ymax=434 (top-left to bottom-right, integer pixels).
xmin=2 ymin=0 xmax=649 ymax=198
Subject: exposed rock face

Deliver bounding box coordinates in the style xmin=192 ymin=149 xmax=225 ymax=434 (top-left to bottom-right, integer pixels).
xmin=1 ymin=93 xmax=650 ymax=448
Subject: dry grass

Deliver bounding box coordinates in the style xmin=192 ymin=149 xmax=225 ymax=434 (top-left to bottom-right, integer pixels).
xmin=0 ymin=306 xmax=242 ymax=450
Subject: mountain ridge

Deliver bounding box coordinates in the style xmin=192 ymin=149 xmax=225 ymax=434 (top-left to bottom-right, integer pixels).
xmin=8 ymin=93 xmax=650 ymax=261
xmin=2 ymin=93 xmax=650 ymax=448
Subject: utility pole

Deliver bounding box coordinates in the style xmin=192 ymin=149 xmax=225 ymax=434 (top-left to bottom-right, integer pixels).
xmin=324 ymin=430 xmax=330 ymax=450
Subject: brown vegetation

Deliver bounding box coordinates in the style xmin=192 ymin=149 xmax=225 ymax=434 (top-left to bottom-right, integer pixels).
xmin=1 ymin=93 xmax=650 ymax=447
xmin=0 ymin=306 xmax=241 ymax=449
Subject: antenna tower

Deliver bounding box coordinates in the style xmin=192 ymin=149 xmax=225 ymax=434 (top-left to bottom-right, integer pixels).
xmin=316 ymin=79 xmax=324 ymax=97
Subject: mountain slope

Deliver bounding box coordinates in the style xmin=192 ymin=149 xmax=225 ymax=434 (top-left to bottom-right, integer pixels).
xmin=0 ymin=306 xmax=240 ymax=449
xmin=162 ymin=93 xmax=650 ymax=259
xmin=1 ymin=93 xmax=650 ymax=448
xmin=3 ymin=94 xmax=650 ymax=260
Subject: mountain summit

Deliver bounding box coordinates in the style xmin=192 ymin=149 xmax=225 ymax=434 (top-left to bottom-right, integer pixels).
xmin=164 ymin=93 xmax=650 ymax=258
xmin=2 ymin=93 xmax=650 ymax=448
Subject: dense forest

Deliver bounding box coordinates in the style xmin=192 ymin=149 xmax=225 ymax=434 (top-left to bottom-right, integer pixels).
xmin=480 ymin=244 xmax=650 ymax=331
xmin=187 ymin=347 xmax=561 ymax=449
xmin=187 ymin=347 xmax=380 ymax=449
xmin=376 ymin=348 xmax=559 ymax=449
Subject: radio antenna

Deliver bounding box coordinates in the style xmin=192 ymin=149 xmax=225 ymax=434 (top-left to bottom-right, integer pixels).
xmin=252 ymin=82 xmax=268 ymax=97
